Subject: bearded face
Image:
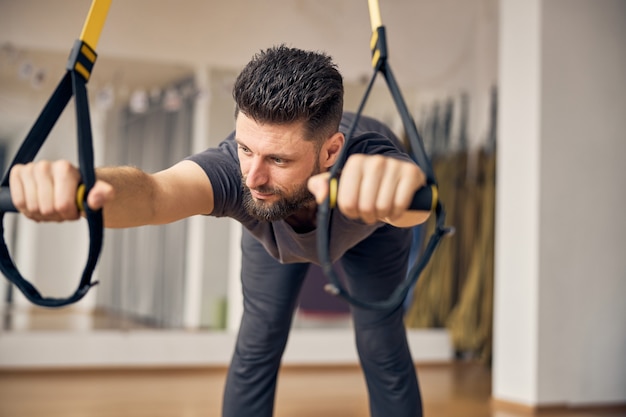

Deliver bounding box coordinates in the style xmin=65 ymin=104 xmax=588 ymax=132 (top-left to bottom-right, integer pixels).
xmin=235 ymin=113 xmax=339 ymax=223
xmin=241 ymin=160 xmax=320 ymax=222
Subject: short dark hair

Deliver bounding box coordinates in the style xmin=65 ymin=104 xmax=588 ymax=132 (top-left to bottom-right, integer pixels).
xmin=233 ymin=45 xmax=344 ymax=143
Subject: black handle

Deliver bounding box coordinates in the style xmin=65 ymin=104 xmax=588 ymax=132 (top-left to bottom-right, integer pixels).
xmin=409 ymin=184 xmax=436 ymax=211
xmin=0 ymin=187 xmax=16 ymax=213
xmin=0 ymin=184 xmax=86 ymax=214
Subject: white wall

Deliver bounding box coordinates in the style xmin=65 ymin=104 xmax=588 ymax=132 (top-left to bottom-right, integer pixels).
xmin=538 ymin=0 xmax=626 ymax=405
xmin=494 ymin=0 xmax=626 ymax=407
xmin=493 ymin=0 xmax=542 ymax=404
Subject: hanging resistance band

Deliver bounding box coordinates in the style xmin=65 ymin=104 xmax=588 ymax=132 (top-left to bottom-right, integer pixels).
xmin=316 ymin=0 xmax=454 ymax=311
xmin=0 ymin=0 xmax=111 ymax=307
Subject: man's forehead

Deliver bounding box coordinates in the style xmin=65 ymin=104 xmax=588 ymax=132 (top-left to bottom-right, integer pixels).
xmin=235 ymin=115 xmax=314 ymax=151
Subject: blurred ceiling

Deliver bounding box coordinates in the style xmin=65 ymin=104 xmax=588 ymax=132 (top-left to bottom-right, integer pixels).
xmin=0 ymin=0 xmax=498 ymax=84
xmin=0 ymin=0 xmax=498 ymax=140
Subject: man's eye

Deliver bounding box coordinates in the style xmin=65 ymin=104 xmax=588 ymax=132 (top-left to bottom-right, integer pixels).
xmin=272 ymin=157 xmax=287 ymax=165
xmin=238 ymin=145 xmax=251 ymax=154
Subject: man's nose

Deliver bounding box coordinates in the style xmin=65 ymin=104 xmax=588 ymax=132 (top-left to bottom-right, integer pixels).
xmin=245 ymin=158 xmax=269 ymax=189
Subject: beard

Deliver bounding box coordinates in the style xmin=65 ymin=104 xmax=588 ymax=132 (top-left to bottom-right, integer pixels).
xmin=241 ymin=162 xmax=320 ymax=222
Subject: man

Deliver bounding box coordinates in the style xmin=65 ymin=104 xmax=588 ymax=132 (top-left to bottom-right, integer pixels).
xmin=10 ymin=45 xmax=429 ymax=416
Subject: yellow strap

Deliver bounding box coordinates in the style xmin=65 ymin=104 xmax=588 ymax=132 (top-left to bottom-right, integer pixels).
xmin=367 ymin=0 xmax=383 ymax=31
xmin=79 ymin=0 xmax=112 ymax=50
xmin=368 ymin=0 xmax=383 ymax=68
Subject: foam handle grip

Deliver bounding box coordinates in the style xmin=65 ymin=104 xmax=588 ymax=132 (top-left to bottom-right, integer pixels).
xmin=0 ymin=187 xmax=16 ymax=213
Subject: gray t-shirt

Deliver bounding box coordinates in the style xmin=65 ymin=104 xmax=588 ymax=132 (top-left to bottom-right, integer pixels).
xmin=187 ymin=112 xmax=414 ymax=265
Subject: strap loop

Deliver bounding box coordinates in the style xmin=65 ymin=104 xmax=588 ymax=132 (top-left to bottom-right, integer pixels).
xmin=316 ymin=4 xmax=452 ymax=311
xmin=0 ymin=0 xmax=110 ymax=307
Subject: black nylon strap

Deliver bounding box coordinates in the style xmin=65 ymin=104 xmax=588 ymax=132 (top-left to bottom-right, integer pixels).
xmin=2 ymin=73 xmax=73 ymax=172
xmin=317 ymin=26 xmax=452 ymax=311
xmin=0 ymin=41 xmax=104 ymax=307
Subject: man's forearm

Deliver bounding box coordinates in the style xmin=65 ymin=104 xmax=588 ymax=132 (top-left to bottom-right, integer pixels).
xmin=96 ymin=166 xmax=157 ymax=228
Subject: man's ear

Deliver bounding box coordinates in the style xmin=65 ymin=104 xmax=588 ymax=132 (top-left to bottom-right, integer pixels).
xmin=320 ymin=132 xmax=345 ymax=169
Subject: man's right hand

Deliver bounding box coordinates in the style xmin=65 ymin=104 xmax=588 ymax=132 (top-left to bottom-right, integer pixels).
xmin=9 ymin=160 xmax=114 ymax=222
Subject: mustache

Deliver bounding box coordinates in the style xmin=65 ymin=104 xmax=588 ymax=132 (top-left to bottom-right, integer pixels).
xmin=241 ymin=175 xmax=283 ymax=196
xmin=251 ymin=185 xmax=281 ymax=195
xmin=240 ymin=173 xmax=316 ymax=222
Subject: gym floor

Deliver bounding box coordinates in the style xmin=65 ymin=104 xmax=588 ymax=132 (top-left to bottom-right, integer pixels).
xmin=1 ymin=362 xmax=625 ymax=417
xmin=2 ymin=308 xmax=626 ymax=417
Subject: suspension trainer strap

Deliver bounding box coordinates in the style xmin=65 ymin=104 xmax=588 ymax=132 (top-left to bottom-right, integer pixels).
xmin=317 ymin=0 xmax=453 ymax=310
xmin=0 ymin=0 xmax=111 ymax=307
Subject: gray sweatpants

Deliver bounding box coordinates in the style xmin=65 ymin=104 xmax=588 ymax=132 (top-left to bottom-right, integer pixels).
xmin=222 ymin=226 xmax=423 ymax=417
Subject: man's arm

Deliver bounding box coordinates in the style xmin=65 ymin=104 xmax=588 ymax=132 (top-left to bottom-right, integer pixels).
xmin=9 ymin=159 xmax=215 ymax=228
